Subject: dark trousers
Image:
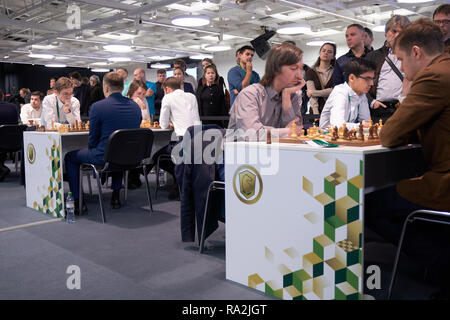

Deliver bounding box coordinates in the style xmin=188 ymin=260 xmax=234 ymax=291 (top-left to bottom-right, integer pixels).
xmin=0 ymin=152 xmax=6 ymax=167
xmin=65 ymin=148 xmax=122 ymax=199
xmin=370 ymin=100 xmax=398 ymax=124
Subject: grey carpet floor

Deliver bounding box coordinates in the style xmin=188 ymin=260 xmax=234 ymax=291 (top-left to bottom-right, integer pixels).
xmin=0 ymin=161 xmax=440 ymax=300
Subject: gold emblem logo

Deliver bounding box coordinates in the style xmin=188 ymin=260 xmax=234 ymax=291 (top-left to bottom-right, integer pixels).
xmin=233 ymin=165 xmax=263 ymax=204
xmin=27 ymin=143 xmax=36 ymax=164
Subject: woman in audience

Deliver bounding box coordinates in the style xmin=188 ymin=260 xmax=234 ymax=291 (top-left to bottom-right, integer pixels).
xmin=89 ymin=75 xmax=104 ymax=107
xmin=197 ymin=58 xmax=214 ymax=90
xmin=306 ymin=43 xmax=336 ymax=123
xmin=196 ymin=63 xmax=227 ymax=127
xmin=173 ymin=67 xmax=195 ymax=94
xmin=127 ymin=80 xmax=150 ymax=120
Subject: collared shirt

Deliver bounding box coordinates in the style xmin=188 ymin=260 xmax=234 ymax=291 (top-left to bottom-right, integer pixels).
xmin=227 ymin=65 xmax=260 ymax=107
xmin=319 ymin=82 xmax=370 ymax=130
xmin=40 ymin=93 xmax=81 ymax=129
xmin=228 ymin=83 xmax=302 ymax=139
xmin=145 ymin=80 xmax=157 ymax=115
xmin=20 ymin=103 xmax=42 ymax=125
xmin=160 ymin=89 xmax=201 ymax=137
xmin=331 ymin=47 xmax=370 ymax=86
xmin=375 ymin=49 xmax=403 ymax=104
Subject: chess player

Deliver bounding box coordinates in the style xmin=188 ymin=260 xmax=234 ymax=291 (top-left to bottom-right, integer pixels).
xmin=20 ymin=91 xmax=43 ymax=125
xmin=380 ymin=18 xmax=450 ymax=211
xmin=127 ymin=80 xmax=150 ymax=121
xmin=376 ymin=19 xmax=450 ymax=299
xmin=64 ymin=72 xmax=142 ymax=213
xmin=40 ymin=77 xmax=81 ymax=129
xmin=228 ymin=42 xmax=305 ymax=140
xmin=319 ymin=58 xmax=375 ymax=130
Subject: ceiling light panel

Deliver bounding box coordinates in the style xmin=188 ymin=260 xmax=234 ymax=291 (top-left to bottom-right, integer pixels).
xmin=171 ymin=15 xmax=210 ymax=27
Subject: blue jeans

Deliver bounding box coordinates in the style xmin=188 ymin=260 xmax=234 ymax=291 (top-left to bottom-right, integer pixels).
xmin=65 ymin=148 xmax=122 ymax=199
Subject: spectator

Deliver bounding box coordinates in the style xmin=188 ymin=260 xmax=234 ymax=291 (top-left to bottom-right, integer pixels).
xmin=306 ymin=43 xmax=337 ymax=121
xmin=117 ymin=67 xmax=130 ymax=96
xmin=433 ymin=4 xmax=450 ymax=51
xmin=154 ymin=69 xmax=166 ymax=116
xmin=69 ymin=71 xmax=90 ymax=116
xmin=89 ymin=75 xmax=105 ymax=106
xmin=228 ymin=45 xmax=260 ymax=107
xmin=331 ymin=24 xmax=370 ymax=86
xmin=364 ymin=27 xmax=374 ymax=52
xmin=174 ymin=59 xmax=197 ymax=91
xmin=173 ymin=67 xmax=195 ymax=94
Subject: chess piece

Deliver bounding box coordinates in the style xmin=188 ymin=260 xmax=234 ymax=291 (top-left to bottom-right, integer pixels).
xmin=51 ymin=120 xmax=55 ymax=130
xmin=358 ymin=122 xmax=364 ymax=141
xmin=319 ymin=129 xmax=325 ymax=138
xmin=378 ymin=119 xmax=383 ymax=129
xmin=343 ymin=124 xmax=350 ymax=140
xmin=331 ymin=126 xmax=338 ymax=141
xmin=291 ymin=121 xmax=298 ymax=138
xmin=267 ymin=129 xmax=272 ymax=144
xmin=368 ymin=124 xmax=375 ymax=140
xmin=373 ymin=124 xmax=379 ymax=139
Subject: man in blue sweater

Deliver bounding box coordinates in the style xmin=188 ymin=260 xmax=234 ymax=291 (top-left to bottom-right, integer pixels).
xmin=65 ymin=72 xmax=141 ymax=213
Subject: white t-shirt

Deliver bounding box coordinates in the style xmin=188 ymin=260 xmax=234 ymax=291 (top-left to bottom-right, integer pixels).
xmin=160 ymin=89 xmax=200 ymax=137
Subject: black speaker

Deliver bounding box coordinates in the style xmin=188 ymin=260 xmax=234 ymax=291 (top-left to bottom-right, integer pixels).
xmin=250 ymin=30 xmax=276 ymax=60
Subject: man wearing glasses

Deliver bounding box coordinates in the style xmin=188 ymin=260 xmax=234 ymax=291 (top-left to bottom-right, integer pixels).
xmin=41 ymin=77 xmax=81 ymax=129
xmin=433 ymin=4 xmax=450 ymax=50
xmin=319 ymin=58 xmax=376 ymax=130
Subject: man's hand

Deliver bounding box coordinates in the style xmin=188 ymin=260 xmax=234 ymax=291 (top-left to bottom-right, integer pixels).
xmin=63 ymin=102 xmax=71 ymax=114
xmin=361 ymin=120 xmax=370 ymax=127
xmin=372 ymin=100 xmax=387 ymax=109
xmin=282 ymin=80 xmax=306 ymax=96
xmin=146 ymin=88 xmax=154 ymax=97
xmin=246 ymin=61 xmax=253 ymax=73
xmin=232 ymin=89 xmax=239 ymax=95
xmin=286 ymin=117 xmax=303 ymax=136
xmin=306 ymin=89 xmax=313 ymax=98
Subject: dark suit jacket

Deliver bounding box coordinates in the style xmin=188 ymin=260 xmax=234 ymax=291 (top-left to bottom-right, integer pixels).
xmin=88 ymin=92 xmax=142 ymax=161
xmin=380 ymin=53 xmax=450 ymax=211
xmin=74 ymin=83 xmax=91 ymax=116
xmin=0 ymin=101 xmax=19 ymax=125
xmin=365 ymin=44 xmax=390 ymax=106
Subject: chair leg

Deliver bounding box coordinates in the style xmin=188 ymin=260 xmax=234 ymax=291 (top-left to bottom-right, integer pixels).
xmin=143 ymin=165 xmax=153 ymax=212
xmin=387 ymin=216 xmax=412 ymax=300
xmin=79 ymin=166 xmax=84 ymax=214
xmin=15 ymin=151 xmax=19 ymax=174
xmin=155 ymin=159 xmax=160 ymax=200
xmin=123 ymin=170 xmax=129 ymax=206
xmin=199 ymin=184 xmax=213 ymax=253
xmin=94 ymin=169 xmax=106 ymax=223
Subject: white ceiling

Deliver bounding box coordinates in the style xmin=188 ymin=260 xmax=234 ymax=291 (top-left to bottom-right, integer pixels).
xmin=0 ymin=0 xmax=443 ymax=68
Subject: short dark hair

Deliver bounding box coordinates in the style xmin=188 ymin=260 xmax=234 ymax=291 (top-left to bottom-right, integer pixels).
xmin=69 ymin=71 xmax=81 ymax=81
xmin=394 ymin=18 xmax=444 ymax=56
xmin=162 ymin=77 xmax=181 ymax=91
xmin=31 ymin=91 xmax=43 ymax=100
xmin=363 ymin=27 xmax=373 ymax=39
xmin=202 ymin=58 xmax=213 ymax=65
xmin=157 ymin=69 xmax=166 ymax=75
xmin=103 ymin=72 xmax=124 ymax=92
xmin=347 ymin=24 xmax=365 ymax=33
xmin=127 ymin=80 xmax=148 ymax=98
xmin=117 ymin=67 xmax=128 ymax=75
xmin=344 ymin=58 xmax=376 ymax=82
xmin=260 ymin=43 xmax=303 ymax=87
xmin=173 ymin=59 xmax=186 ymax=69
xmin=238 ymin=45 xmax=255 ymax=54
xmin=433 ymin=4 xmax=450 ymax=18
xmin=50 ymin=77 xmax=57 ymax=81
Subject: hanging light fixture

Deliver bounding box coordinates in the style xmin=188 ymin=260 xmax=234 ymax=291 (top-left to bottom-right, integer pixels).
xmin=103 ymin=44 xmax=133 ymax=53
xmin=204 ymin=31 xmax=231 ymax=52
xmin=277 ymin=24 xmax=311 ymax=35
xmin=171 ymin=15 xmax=210 ymax=27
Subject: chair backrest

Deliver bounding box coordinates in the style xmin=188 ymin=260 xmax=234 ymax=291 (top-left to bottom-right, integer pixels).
xmin=0 ymin=124 xmax=27 ymax=152
xmin=104 ymin=128 xmax=154 ymax=168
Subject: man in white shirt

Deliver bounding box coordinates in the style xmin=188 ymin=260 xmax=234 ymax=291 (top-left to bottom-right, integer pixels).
xmin=151 ymin=77 xmax=200 ymax=200
xmin=40 ymin=77 xmax=81 ymax=129
xmin=319 ymin=58 xmax=376 ymax=130
xmin=20 ymin=91 xmax=43 ymax=125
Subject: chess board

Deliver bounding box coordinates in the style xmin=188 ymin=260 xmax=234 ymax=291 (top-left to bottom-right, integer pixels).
xmin=140 ymin=120 xmax=161 ymax=129
xmin=278 ymin=136 xmax=381 ymax=147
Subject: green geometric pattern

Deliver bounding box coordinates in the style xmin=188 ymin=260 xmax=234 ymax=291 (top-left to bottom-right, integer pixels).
xmin=33 ymin=139 xmax=63 ymax=218
xmin=248 ymin=156 xmax=364 ymax=300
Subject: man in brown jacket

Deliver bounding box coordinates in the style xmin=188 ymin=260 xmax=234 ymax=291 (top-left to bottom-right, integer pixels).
xmin=380 ymin=18 xmax=450 ymax=211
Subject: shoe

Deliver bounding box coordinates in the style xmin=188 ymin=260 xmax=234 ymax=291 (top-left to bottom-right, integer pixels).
xmin=110 ymin=189 xmax=121 ymax=209
xmin=74 ymin=200 xmax=88 ymax=216
xmin=168 ymin=182 xmax=180 ymax=201
xmin=0 ymin=166 xmax=11 ymax=182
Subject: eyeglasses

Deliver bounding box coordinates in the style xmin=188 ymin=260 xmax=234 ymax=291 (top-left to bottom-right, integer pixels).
xmin=434 ymin=19 xmax=450 ymax=25
xmin=357 ymin=75 xmax=374 ymax=83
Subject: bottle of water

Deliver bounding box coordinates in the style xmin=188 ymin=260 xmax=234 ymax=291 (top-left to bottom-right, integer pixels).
xmin=66 ymin=192 xmax=75 ymax=223
xmin=158 ymin=169 xmax=166 ymax=187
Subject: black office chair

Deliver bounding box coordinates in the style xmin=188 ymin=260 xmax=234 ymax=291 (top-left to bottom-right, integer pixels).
xmin=199 ymin=181 xmax=225 ymax=253
xmin=0 ymin=124 xmax=27 ymax=176
xmin=387 ymin=209 xmax=450 ymax=299
xmin=79 ymin=128 xmax=154 ymax=223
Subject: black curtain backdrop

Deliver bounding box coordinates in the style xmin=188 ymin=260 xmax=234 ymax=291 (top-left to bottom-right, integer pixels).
xmin=0 ymin=62 xmax=109 ymax=95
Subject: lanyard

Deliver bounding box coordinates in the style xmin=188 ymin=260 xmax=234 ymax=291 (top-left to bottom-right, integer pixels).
xmin=347 ymin=94 xmax=360 ymax=123
xmin=56 ymin=98 xmax=61 ymax=122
